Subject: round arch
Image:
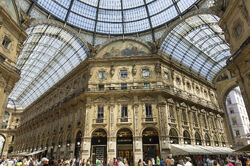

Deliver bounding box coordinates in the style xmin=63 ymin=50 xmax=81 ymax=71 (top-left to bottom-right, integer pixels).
xmin=169 ymin=128 xmax=179 ymax=144
xmin=0 ymin=134 xmax=6 ymax=158
xmin=142 ymin=127 xmax=160 ymax=161
xmin=74 ymin=131 xmax=82 ymax=159
xmin=140 ymin=126 xmax=159 ymax=136
xmin=96 ymin=38 xmax=152 ymax=55
xmin=29 ymin=19 xmax=90 ymax=51
xmin=116 ymin=128 xmax=133 ymax=165
xmin=183 ymin=130 xmax=191 ymax=145
xmin=159 ymin=8 xmax=219 ymax=45
xmin=205 ymin=133 xmax=211 ymax=146
xmin=195 ymin=132 xmax=202 ymax=145
xmin=214 ymin=135 xmax=219 ymax=147
xmin=91 ymin=128 xmax=107 ymax=165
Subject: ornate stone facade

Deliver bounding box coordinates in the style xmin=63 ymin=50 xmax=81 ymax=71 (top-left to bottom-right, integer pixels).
xmin=0 ymin=1 xmax=27 ymax=158
xmin=218 ymin=0 xmax=250 ymax=118
xmin=13 ymin=40 xmax=230 ymax=165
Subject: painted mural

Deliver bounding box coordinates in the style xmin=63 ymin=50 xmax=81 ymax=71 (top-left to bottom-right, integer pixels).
xmin=96 ymin=41 xmax=150 ymax=58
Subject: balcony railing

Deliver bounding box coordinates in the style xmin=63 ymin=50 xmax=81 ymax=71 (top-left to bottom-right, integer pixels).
xmin=142 ymin=116 xmax=157 ymax=124
xmin=117 ymin=117 xmax=132 ymax=125
xmin=92 ymin=118 xmax=106 ymax=126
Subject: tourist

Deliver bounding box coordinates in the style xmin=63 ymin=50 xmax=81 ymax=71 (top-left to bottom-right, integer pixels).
xmin=86 ymin=159 xmax=90 ymax=166
xmin=147 ymin=159 xmax=153 ymax=166
xmin=113 ymin=158 xmax=118 ymax=166
xmin=246 ymin=158 xmax=250 ymax=166
xmin=177 ymin=160 xmax=184 ymax=166
xmin=214 ymin=160 xmax=220 ymax=166
xmin=165 ymin=156 xmax=171 ymax=166
xmin=160 ymin=159 xmax=164 ymax=166
xmin=138 ymin=159 xmax=143 ymax=166
xmin=236 ymin=156 xmax=243 ymax=166
xmin=41 ymin=157 xmax=49 ymax=166
xmin=170 ymin=156 xmax=174 ymax=166
xmin=151 ymin=158 xmax=155 ymax=165
xmin=184 ymin=157 xmax=192 ymax=166
xmin=6 ymin=158 xmax=14 ymax=166
xmin=156 ymin=156 xmax=160 ymax=166
xmin=118 ymin=158 xmax=125 ymax=166
xmin=124 ymin=158 xmax=129 ymax=166
xmin=227 ymin=159 xmax=234 ymax=166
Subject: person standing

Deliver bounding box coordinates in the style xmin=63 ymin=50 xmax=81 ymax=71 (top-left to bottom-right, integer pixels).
xmin=138 ymin=159 xmax=143 ymax=166
xmin=184 ymin=157 xmax=192 ymax=166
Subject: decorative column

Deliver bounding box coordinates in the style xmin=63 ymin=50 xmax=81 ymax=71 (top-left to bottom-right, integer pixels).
xmin=157 ymin=100 xmax=169 ymax=161
xmin=81 ymin=104 xmax=91 ymax=160
xmin=133 ymin=103 xmax=142 ymax=166
xmin=107 ymin=103 xmax=116 ymax=163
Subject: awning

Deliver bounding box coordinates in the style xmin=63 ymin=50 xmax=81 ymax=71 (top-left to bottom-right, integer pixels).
xmin=15 ymin=152 xmax=29 ymax=156
xmin=200 ymin=146 xmax=234 ymax=154
xmin=235 ymin=144 xmax=250 ymax=152
xmin=27 ymin=149 xmax=45 ymax=156
xmin=170 ymin=144 xmax=212 ymax=155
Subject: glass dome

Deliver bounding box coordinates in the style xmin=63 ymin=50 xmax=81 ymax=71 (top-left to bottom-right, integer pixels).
xmin=35 ymin=0 xmax=199 ymax=35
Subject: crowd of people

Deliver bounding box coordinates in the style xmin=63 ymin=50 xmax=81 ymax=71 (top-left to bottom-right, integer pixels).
xmin=0 ymin=155 xmax=250 ymax=166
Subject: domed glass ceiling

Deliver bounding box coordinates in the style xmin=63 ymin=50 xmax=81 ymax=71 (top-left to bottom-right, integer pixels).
xmin=35 ymin=0 xmax=199 ymax=34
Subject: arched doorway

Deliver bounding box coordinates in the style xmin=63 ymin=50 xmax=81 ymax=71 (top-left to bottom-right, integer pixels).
xmin=195 ymin=132 xmax=202 ymax=145
xmin=169 ymin=128 xmax=179 ymax=144
xmin=142 ymin=128 xmax=160 ymax=161
xmin=183 ymin=130 xmax=191 ymax=145
xmin=0 ymin=135 xmax=5 ymax=157
xmin=117 ymin=128 xmax=133 ymax=165
xmin=205 ymin=133 xmax=211 ymax=146
xmin=91 ymin=129 xmax=107 ymax=165
xmin=74 ymin=131 xmax=82 ymax=159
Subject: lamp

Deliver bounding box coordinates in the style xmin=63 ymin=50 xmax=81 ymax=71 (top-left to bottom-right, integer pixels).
xmin=84 ymin=141 xmax=86 ymax=145
xmin=77 ymin=142 xmax=80 ymax=145
xmin=163 ymin=140 xmax=166 ymax=144
xmin=67 ymin=143 xmax=70 ymax=147
xmin=58 ymin=145 xmax=61 ymax=148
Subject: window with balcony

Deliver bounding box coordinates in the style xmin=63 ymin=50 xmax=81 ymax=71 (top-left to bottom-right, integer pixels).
xmin=193 ymin=112 xmax=198 ymax=127
xmin=121 ymin=83 xmax=127 ymax=90
xmin=176 ymin=77 xmax=181 ymax=85
xmin=97 ymin=105 xmax=104 ymax=123
xmin=203 ymin=114 xmax=207 ymax=128
xmin=182 ymin=109 xmax=188 ymax=125
xmin=145 ymin=104 xmax=153 ymax=121
xmin=142 ymin=69 xmax=150 ymax=77
xmin=144 ymin=83 xmax=150 ymax=89
xmin=169 ymin=105 xmax=175 ymax=123
xmin=235 ymin=130 xmax=240 ymax=136
xmin=121 ymin=105 xmax=128 ymax=122
xmin=98 ymin=84 xmax=104 ymax=91
xmin=232 ymin=118 xmax=237 ymax=125
xmin=2 ymin=36 xmax=11 ymax=49
xmin=164 ymin=72 xmax=169 ymax=80
xmin=186 ymin=82 xmax=191 ymax=89
xmin=120 ymin=70 xmax=128 ymax=78
xmin=98 ymin=71 xmax=106 ymax=79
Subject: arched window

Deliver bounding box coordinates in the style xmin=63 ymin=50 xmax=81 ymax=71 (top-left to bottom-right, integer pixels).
xmin=214 ymin=135 xmax=219 ymax=146
xmin=195 ymin=132 xmax=202 ymax=145
xmin=221 ymin=136 xmax=226 ymax=147
xmin=169 ymin=128 xmax=178 ymax=144
xmin=205 ymin=133 xmax=210 ymax=146
xmin=183 ymin=130 xmax=191 ymax=145
xmin=66 ymin=133 xmax=72 ymax=147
